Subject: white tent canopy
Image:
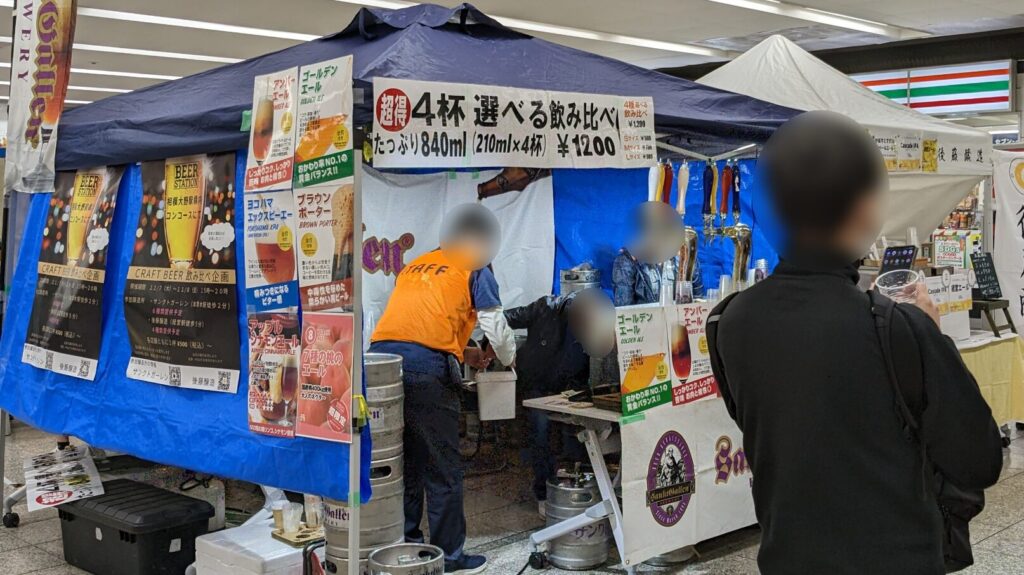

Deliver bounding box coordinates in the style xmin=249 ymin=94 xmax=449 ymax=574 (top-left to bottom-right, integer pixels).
xmin=699 ymin=35 xmax=990 ymax=240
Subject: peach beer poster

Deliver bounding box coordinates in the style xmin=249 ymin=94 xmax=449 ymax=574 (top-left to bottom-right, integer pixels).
xmin=297 ymin=312 xmax=354 ymax=443
xmin=245 ymin=68 xmax=298 ymax=193
xmin=123 ymin=153 xmax=242 ymax=393
xmin=22 ymin=167 xmax=124 ymax=380
xmin=294 ymin=56 xmax=355 ymax=312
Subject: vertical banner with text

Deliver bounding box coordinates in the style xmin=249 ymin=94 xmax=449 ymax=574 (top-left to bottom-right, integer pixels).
xmin=993 ymin=151 xmax=1024 ymax=334
xmin=124 ymin=153 xmax=241 ymax=392
xmin=294 ymin=57 xmax=356 ymax=313
xmin=5 ymin=0 xmax=78 ymax=194
xmin=23 ymin=166 xmax=123 ymax=379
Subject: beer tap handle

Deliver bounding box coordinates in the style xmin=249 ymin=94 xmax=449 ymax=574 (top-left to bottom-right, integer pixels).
xmin=732 ymin=162 xmax=741 ymax=224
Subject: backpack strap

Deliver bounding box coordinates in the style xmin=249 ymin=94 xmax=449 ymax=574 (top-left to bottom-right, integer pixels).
xmin=707 ymin=292 xmax=741 ymax=414
xmin=868 ymin=289 xmax=930 ymax=499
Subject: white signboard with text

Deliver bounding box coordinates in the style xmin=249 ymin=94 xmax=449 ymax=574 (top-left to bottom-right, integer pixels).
xmin=372 ymin=78 xmax=656 ymax=169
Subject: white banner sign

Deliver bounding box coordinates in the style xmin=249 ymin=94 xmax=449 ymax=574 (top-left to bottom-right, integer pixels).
xmin=361 ymin=166 xmax=554 ymax=324
xmin=621 ymin=395 xmax=756 ymax=564
xmin=993 ymin=151 xmax=1024 ymax=333
xmin=372 ymin=78 xmax=656 ymax=169
xmin=5 ymin=0 xmax=77 ymax=194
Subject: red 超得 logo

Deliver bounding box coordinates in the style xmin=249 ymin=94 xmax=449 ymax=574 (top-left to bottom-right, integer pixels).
xmin=376 ymin=88 xmax=411 ymax=132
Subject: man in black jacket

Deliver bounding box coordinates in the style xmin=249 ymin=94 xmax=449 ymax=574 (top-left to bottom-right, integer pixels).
xmin=707 ymin=111 xmax=1002 ymax=574
xmin=505 ymin=292 xmax=589 ymax=514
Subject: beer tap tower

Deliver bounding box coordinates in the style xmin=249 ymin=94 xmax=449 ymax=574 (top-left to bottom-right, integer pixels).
xmin=675 ymin=161 xmax=698 ymax=302
xmin=722 ymin=159 xmax=752 ymax=290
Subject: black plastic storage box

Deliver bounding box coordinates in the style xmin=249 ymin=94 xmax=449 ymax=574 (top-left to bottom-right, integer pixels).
xmin=58 ymin=479 xmax=214 ymax=575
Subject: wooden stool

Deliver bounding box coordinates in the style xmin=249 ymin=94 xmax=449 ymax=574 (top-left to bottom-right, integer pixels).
xmin=973 ymin=299 xmax=1017 ymax=337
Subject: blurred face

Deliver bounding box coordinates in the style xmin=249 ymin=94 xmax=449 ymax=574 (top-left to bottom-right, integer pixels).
xmin=568 ymin=288 xmax=616 ymax=358
xmin=832 ymin=187 xmax=883 ymax=260
xmin=440 ymin=203 xmax=501 ymax=271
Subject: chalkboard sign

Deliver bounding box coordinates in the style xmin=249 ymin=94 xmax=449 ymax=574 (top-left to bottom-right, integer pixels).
xmin=971 ymin=252 xmax=1002 ymax=300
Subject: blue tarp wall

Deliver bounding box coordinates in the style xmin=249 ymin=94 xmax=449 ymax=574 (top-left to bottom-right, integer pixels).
xmin=553 ymin=159 xmax=779 ymax=295
xmin=0 ymin=151 xmax=372 ymax=502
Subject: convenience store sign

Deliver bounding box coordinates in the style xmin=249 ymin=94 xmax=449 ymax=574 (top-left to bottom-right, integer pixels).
xmin=852 ymin=61 xmax=1013 ymax=115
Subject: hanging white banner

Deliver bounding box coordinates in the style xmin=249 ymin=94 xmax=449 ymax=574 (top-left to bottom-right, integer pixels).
xmin=361 ymin=166 xmax=554 ymax=325
xmin=993 ymin=151 xmax=1024 ymax=334
xmin=5 ymin=0 xmax=78 ymax=194
xmin=371 ymin=78 xmax=656 ymax=169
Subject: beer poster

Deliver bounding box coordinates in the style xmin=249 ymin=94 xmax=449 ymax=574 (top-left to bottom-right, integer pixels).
xmin=247 ymin=312 xmax=301 ymax=438
xmin=296 ymin=184 xmax=355 ymax=311
xmin=294 ymin=56 xmax=354 ymax=189
xmin=668 ymin=304 xmax=719 ymax=407
xmin=245 ymin=68 xmax=298 ymax=193
xmin=296 ymin=312 xmax=354 ymax=443
xmin=615 ymin=305 xmax=672 ymax=416
xmin=124 ymin=153 xmax=242 ymax=393
xmin=244 ymin=191 xmax=299 ymax=312
xmin=5 ymin=0 xmax=77 ymax=194
xmin=23 ymin=166 xmax=123 ymax=380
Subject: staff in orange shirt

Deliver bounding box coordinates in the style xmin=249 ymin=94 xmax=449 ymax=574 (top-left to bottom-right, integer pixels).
xmin=369 ymin=204 xmax=515 ymax=575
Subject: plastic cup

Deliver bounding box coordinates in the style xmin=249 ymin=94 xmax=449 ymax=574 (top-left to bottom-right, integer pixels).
xmin=282 ymin=502 xmax=303 ymax=534
xmin=876 ymin=269 xmax=922 ymax=304
xmin=271 ymin=501 xmax=285 ymax=531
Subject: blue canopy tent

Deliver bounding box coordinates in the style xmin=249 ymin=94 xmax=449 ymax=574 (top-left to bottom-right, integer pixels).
xmin=0 ymin=3 xmax=797 ymax=502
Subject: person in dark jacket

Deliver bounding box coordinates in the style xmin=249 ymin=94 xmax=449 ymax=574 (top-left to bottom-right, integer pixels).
xmin=707 ymin=111 xmax=1003 ymax=575
xmin=505 ymin=292 xmax=589 ymax=514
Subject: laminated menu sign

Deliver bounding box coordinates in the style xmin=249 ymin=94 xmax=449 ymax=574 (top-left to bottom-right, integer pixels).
xmin=124 ymin=153 xmax=242 ymax=393
xmin=668 ymin=304 xmax=719 ymax=406
xmin=296 ymin=183 xmax=355 ymax=311
xmin=245 ymin=68 xmax=298 ymax=193
xmin=294 ymin=56 xmax=354 ymax=189
xmin=247 ymin=312 xmax=301 ymax=438
xmin=897 ymin=133 xmax=923 ymax=172
xmin=372 ymin=78 xmax=657 ymax=169
xmin=297 ymin=312 xmax=354 ymax=443
xmin=23 ymin=445 xmax=103 ymax=512
xmin=23 ymin=167 xmax=124 ymax=380
xmin=244 ymin=191 xmax=299 ymax=311
xmin=616 ymin=305 xmax=671 ymax=416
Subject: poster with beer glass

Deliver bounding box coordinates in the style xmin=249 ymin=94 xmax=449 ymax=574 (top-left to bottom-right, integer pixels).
xmin=296 ymin=312 xmax=354 ymax=443
xmin=23 ymin=166 xmax=124 ymax=380
xmin=294 ymin=56 xmax=355 ymax=312
xmin=124 ymin=153 xmax=242 ymax=392
xmin=668 ymin=304 xmax=719 ymax=406
xmin=247 ymin=312 xmax=301 ymax=437
xmin=245 ymin=68 xmax=298 ymax=193
xmin=243 ymin=191 xmax=299 ymax=312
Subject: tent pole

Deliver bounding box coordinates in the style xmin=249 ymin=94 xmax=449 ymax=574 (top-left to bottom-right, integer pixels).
xmin=348 ymin=153 xmax=365 ymax=575
xmin=655 ymin=141 xmax=710 ymax=162
xmin=712 ymin=143 xmax=759 ymax=162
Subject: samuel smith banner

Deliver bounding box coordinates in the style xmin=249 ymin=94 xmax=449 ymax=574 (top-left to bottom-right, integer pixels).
xmin=372 ymin=78 xmax=657 ymax=170
xmin=5 ymin=0 xmax=78 ymax=194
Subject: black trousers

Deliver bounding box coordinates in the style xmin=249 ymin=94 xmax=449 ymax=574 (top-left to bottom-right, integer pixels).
xmin=402 ymin=369 xmax=467 ymax=560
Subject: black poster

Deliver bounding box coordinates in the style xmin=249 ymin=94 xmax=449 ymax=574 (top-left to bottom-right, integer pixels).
xmin=23 ymin=167 xmax=124 ymax=380
xmin=123 ymin=153 xmax=241 ymax=393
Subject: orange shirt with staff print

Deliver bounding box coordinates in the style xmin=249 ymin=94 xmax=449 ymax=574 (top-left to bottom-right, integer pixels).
xmin=371 ymin=250 xmax=476 ymax=362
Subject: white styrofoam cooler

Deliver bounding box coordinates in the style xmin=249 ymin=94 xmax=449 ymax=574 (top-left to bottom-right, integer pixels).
xmin=195 ymin=520 xmax=307 ymax=575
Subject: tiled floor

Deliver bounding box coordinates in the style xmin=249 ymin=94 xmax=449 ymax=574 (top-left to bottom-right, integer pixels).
xmin=5 ymin=420 xmax=1024 ymax=574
